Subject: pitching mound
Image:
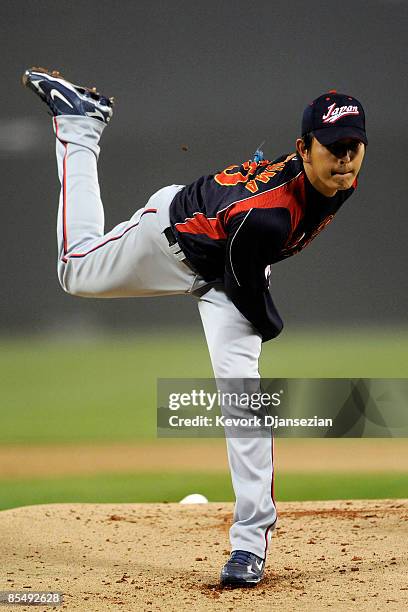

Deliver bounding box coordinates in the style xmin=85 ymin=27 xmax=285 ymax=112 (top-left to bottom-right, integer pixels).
xmin=1 ymin=500 xmax=407 ymax=611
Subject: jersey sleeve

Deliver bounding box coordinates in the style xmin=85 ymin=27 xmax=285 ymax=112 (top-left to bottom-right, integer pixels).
xmin=224 ymin=207 xmax=292 ymax=342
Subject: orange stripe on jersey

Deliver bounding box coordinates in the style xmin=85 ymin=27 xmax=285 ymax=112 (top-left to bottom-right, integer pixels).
xmin=223 ymin=172 xmax=306 ymax=229
xmin=176 ymin=212 xmax=227 ymax=239
xmin=175 ymin=172 xmax=306 ymax=238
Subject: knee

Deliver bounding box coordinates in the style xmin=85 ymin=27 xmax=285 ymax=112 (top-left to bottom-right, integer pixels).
xmin=58 ymin=263 xmax=111 ymax=298
xmin=58 ymin=268 xmax=71 ymax=294
xmin=58 ymin=277 xmax=79 ymax=296
xmin=58 ymin=264 xmax=82 ymax=296
xmin=211 ymin=346 xmax=259 ymax=379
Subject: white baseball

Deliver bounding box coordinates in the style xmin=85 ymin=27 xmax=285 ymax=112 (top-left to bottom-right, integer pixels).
xmin=179 ymin=493 xmax=209 ymax=504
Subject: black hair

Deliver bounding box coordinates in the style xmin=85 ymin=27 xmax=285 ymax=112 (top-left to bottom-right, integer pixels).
xmin=302 ymin=132 xmax=314 ymax=151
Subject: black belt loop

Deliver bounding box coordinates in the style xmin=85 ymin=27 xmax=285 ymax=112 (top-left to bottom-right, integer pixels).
xmin=163 ymin=226 xmax=178 ymax=247
xmin=163 ymin=226 xmax=197 ymax=274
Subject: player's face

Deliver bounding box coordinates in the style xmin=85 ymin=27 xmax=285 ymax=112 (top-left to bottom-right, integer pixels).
xmin=297 ymin=137 xmax=365 ymax=197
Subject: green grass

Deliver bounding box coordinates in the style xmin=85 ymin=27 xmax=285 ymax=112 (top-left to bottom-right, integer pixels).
xmin=1 ymin=328 xmax=407 ymax=444
xmin=0 ymin=471 xmax=407 ymax=511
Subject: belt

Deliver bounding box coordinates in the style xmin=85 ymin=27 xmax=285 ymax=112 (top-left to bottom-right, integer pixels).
xmin=163 ymin=226 xmax=197 ymax=274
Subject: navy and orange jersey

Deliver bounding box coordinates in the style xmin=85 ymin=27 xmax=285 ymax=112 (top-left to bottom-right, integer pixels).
xmin=169 ymin=153 xmax=357 ymax=342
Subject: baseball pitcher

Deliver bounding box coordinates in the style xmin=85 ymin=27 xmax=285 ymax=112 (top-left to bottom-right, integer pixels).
xmin=22 ymin=67 xmax=366 ymax=587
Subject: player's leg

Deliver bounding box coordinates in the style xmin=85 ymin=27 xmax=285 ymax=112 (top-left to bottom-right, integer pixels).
xmin=53 ymin=116 xmax=196 ymax=297
xmin=23 ymin=67 xmax=198 ymax=299
xmin=197 ymin=285 xmax=277 ymax=563
xmin=54 ymin=115 xmax=106 ymax=289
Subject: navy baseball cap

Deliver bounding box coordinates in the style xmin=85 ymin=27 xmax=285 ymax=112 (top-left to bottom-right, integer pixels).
xmin=302 ymin=90 xmax=367 ymax=146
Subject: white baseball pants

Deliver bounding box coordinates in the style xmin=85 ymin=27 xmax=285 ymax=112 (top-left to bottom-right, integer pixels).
xmin=53 ymin=115 xmax=277 ymax=560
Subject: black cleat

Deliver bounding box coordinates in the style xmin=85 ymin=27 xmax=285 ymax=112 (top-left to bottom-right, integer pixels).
xmin=22 ymin=66 xmax=114 ymax=124
xmin=220 ymin=550 xmax=265 ymax=587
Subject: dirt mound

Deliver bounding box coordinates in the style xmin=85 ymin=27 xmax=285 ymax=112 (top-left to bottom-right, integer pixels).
xmin=1 ymin=500 xmax=407 ymax=611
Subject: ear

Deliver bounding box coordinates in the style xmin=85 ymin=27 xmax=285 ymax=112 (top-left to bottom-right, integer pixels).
xmin=296 ymin=138 xmax=310 ymax=163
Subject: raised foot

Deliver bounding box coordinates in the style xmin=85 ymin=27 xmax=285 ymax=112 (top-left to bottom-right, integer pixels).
xmin=22 ymin=66 xmax=114 ymax=124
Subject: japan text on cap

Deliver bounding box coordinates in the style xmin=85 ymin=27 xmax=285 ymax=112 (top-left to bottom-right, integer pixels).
xmin=302 ymin=91 xmax=367 ymax=146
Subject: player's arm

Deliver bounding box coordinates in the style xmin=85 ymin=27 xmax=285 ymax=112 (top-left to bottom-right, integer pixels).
xmin=224 ymin=207 xmax=292 ymax=342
